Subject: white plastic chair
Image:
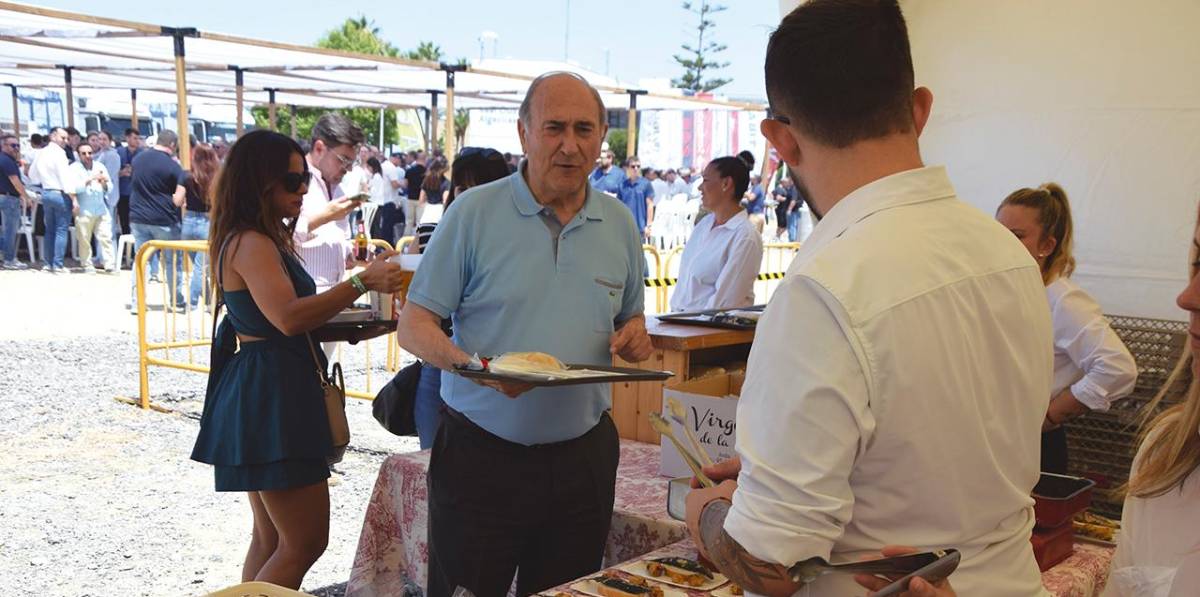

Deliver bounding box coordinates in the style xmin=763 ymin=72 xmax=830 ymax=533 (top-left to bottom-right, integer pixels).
xmin=116 ymin=233 xmax=136 ymax=269
xmin=18 ymin=204 xmax=36 ymax=262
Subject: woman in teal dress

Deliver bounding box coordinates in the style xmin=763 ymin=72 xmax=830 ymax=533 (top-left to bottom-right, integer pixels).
xmin=191 ymin=130 xmax=407 ymax=589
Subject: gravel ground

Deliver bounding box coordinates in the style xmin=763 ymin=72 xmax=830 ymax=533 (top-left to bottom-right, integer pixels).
xmin=0 ymin=267 xmax=421 ymax=596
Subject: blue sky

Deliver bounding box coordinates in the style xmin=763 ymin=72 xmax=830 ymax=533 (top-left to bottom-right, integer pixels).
xmin=38 ymin=0 xmax=777 ymax=99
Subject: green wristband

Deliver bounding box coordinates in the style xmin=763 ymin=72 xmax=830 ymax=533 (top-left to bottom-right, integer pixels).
xmin=349 ymin=274 xmax=367 ymax=294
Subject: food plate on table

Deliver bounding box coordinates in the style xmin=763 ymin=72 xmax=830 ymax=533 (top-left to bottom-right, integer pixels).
xmin=453 ymin=351 xmax=673 ymax=387
xmin=618 ymin=557 xmax=728 ymax=592
xmin=656 ymin=306 xmax=766 ymax=331
xmin=569 ymin=573 xmax=682 ymax=597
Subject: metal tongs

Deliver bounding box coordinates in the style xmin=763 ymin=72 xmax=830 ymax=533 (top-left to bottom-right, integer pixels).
xmin=788 ymin=549 xmax=959 ymax=585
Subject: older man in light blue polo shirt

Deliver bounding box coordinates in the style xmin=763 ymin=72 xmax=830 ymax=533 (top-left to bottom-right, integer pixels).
xmin=397 ymin=72 xmax=654 ymax=597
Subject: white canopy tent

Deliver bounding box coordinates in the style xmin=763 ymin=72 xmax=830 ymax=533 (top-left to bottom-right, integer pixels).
xmin=0 ymin=1 xmax=764 ymax=167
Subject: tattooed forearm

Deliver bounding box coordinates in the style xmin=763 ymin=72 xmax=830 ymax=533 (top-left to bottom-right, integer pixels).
xmin=698 ymin=501 xmax=802 ymax=597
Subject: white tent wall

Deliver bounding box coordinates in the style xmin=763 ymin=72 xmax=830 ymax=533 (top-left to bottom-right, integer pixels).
xmin=906 ymin=0 xmax=1200 ymax=321
xmin=777 ymin=0 xmax=1200 ymax=321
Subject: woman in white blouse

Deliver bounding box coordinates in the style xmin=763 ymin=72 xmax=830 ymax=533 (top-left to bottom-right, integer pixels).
xmin=1101 ymin=205 xmax=1200 ymax=597
xmin=996 ymin=183 xmax=1137 ymax=473
xmin=669 ymin=156 xmax=764 ymax=313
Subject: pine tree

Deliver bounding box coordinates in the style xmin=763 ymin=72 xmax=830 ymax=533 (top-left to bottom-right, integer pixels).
xmin=672 ymin=1 xmax=732 ymax=93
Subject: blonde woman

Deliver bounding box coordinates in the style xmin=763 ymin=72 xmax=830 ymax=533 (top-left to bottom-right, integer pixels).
xmin=1102 ymin=208 xmax=1200 ymax=597
xmin=997 ymin=183 xmax=1137 ymax=473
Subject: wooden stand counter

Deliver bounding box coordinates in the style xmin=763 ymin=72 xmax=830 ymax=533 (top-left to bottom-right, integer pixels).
xmin=612 ymin=317 xmax=755 ymax=442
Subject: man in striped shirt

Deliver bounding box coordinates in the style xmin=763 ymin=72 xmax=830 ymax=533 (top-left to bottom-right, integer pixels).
xmin=294 ymin=113 xmax=365 ymax=293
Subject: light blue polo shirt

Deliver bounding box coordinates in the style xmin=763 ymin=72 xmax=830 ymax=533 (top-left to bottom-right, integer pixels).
xmin=406 ymin=168 xmax=645 ymax=445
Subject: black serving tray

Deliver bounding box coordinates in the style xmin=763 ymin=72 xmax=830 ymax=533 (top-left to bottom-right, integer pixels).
xmin=656 ymin=305 xmax=766 ymax=331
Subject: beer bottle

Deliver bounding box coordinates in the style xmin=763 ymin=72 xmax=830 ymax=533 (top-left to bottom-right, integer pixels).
xmin=354 ymin=210 xmax=369 ymax=261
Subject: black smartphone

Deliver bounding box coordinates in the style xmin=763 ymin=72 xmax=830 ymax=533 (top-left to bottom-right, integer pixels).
xmin=871 ymin=549 xmax=961 ymax=597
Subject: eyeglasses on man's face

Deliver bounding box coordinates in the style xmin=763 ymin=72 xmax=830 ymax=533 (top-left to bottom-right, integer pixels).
xmin=766 ymin=106 xmax=792 ymax=126
xmin=331 ymin=150 xmax=355 ymax=171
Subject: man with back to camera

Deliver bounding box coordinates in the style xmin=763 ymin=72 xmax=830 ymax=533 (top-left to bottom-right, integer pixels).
xmin=127 ymin=129 xmax=186 ymax=309
xmin=403 ymin=150 xmax=427 ymax=235
xmin=396 ymin=71 xmax=653 ymax=597
xmin=684 ymin=1 xmax=1053 ymax=596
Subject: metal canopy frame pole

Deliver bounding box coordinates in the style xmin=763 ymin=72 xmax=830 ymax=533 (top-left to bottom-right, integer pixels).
xmin=626 ymin=90 xmax=646 ymax=160
xmin=8 ymin=84 xmax=18 ymax=134
xmin=130 ymin=88 xmax=138 ymax=132
xmin=290 ymin=105 xmax=298 ymax=139
xmin=166 ymin=27 xmax=197 ymax=169
xmin=442 ymin=65 xmax=465 ymax=159
xmin=428 ymin=91 xmax=439 ymax=153
xmin=232 ymin=67 xmax=244 ymax=137
xmin=60 ymin=65 xmax=73 ymax=128
xmin=267 ymin=89 xmax=277 ymax=131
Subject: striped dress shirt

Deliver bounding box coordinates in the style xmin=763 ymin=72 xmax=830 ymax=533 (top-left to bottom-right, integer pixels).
xmin=294 ymin=164 xmax=349 ymax=290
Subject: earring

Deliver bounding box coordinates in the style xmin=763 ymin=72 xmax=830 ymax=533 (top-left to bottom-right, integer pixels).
xmin=1037 ymin=253 xmax=1047 ymax=258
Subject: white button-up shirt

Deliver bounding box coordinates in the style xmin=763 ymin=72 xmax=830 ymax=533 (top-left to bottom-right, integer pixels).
xmin=670 ymin=210 xmax=763 ymax=312
xmin=30 ymin=142 xmax=71 ymax=192
xmin=725 ymin=166 xmax=1053 ymax=596
xmin=294 ymin=163 xmax=350 ymax=289
xmin=1046 ymin=277 xmax=1137 ymax=410
xmin=1102 ymin=429 xmax=1200 ymax=597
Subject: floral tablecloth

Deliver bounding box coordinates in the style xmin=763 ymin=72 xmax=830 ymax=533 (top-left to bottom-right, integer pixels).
xmin=346 ymin=439 xmax=1113 ymax=597
xmin=346 ymin=440 xmax=686 ymax=597
xmin=548 ymin=539 xmax=1114 ymax=596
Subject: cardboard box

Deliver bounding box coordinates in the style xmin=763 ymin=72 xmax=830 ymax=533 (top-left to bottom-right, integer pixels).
xmin=659 ymin=373 xmax=742 ymax=478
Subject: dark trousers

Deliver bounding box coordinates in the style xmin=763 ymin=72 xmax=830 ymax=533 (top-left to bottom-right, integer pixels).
xmin=116 ymin=195 xmax=132 ymax=235
xmin=375 ymin=202 xmax=404 ymax=248
xmin=1041 ymin=426 xmax=1069 ymax=475
xmin=427 ymin=408 xmax=619 ymax=597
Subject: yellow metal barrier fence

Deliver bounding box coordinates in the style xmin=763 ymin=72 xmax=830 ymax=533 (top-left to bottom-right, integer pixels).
xmin=133 ymin=238 xmax=409 ymax=409
xmin=133 ymin=238 xmax=799 ymax=408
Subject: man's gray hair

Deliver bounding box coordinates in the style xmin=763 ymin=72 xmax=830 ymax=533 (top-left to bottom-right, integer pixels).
xmin=311 ymin=112 xmax=365 ymax=150
xmin=518 ymin=71 xmax=607 ymax=127
xmin=156 ymin=129 xmax=178 ymax=148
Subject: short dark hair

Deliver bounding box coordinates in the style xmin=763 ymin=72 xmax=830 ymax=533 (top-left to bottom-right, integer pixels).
xmin=765 ymin=0 xmax=916 ymax=148
xmin=99 ymin=130 xmax=114 ymax=142
xmin=310 ymin=113 xmax=364 ymax=150
xmin=156 ymin=129 xmax=178 ymax=148
xmin=124 ymin=128 xmax=139 ymax=137
xmin=65 ymin=127 xmax=80 ymax=137
xmin=708 ymin=156 xmax=751 ymax=203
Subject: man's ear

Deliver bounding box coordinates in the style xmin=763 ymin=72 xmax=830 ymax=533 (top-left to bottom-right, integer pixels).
xmin=517 ymin=119 xmax=528 ymax=154
xmin=912 ymin=86 xmax=934 ymax=136
xmin=760 ymin=118 xmax=801 ymax=168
